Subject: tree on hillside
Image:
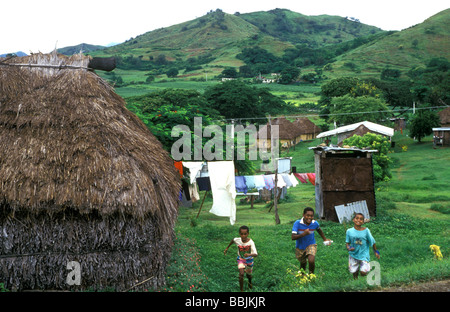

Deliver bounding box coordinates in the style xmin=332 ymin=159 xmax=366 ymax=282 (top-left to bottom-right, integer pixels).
xmin=278 ymin=66 xmax=301 ymax=84
xmin=204 ymin=80 xmax=288 ymax=122
xmin=408 ymin=110 xmax=441 ymax=143
xmin=126 ymin=89 xmax=221 ymax=151
xmin=329 ymin=95 xmax=389 ymax=125
xmin=166 ymin=68 xmax=179 ymax=78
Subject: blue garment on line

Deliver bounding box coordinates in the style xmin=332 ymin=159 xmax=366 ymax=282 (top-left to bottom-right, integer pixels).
xmin=263 ymin=175 xmax=275 ymax=190
xmin=235 ymin=176 xmax=248 ymax=194
xmin=253 ymin=175 xmax=266 ymax=190
xmin=244 ymin=176 xmax=256 ymax=189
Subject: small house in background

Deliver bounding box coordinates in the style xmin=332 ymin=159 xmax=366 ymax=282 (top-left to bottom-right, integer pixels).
xmin=316 ymin=121 xmax=394 ymax=146
xmin=433 ymin=107 xmax=450 ymax=147
xmin=390 ymin=117 xmax=406 ymax=132
xmin=257 ymin=117 xmax=303 ymax=149
xmin=438 ymin=107 xmax=450 ymax=127
xmin=309 ymin=146 xmax=378 ymax=222
xmin=292 ymin=117 xmax=321 ymax=141
xmin=433 ymin=127 xmax=450 ymax=147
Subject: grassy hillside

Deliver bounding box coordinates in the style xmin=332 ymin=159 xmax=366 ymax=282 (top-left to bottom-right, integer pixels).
xmin=90 ymin=9 xmax=388 ymax=80
xmin=325 ymin=8 xmax=450 ymax=79
xmin=57 ymin=43 xmax=106 ymax=55
xmin=96 ymin=10 xmax=293 ymax=69
xmin=240 ymin=8 xmax=384 ymax=47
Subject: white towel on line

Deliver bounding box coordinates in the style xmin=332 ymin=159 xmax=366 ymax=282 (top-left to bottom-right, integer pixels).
xmin=208 ymin=161 xmax=236 ymax=225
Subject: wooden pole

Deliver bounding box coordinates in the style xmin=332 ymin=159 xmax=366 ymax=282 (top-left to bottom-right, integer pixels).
xmin=196 ymin=191 xmax=208 ymax=218
xmin=274 ymin=169 xmax=280 ymax=224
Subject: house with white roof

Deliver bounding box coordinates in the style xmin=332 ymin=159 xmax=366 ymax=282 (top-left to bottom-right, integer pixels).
xmin=316 ymin=121 xmax=394 ymax=146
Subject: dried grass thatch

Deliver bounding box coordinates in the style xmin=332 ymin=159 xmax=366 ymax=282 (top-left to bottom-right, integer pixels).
xmin=0 ymin=52 xmax=180 ymax=291
xmin=292 ymin=117 xmax=321 ymax=136
xmin=258 ymin=117 xmax=303 ymax=140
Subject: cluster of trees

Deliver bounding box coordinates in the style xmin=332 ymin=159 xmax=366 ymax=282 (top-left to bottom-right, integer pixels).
xmin=318 ymin=57 xmax=449 ymax=127
xmin=126 ymin=80 xmax=291 ymax=153
xmin=318 ymin=77 xmax=389 ymax=125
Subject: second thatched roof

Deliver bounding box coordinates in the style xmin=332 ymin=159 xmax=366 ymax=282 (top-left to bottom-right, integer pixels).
xmin=0 ymin=52 xmax=180 ymax=224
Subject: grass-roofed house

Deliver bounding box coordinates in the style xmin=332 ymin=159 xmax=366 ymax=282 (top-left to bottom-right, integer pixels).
xmin=0 ymin=52 xmax=180 ymax=291
xmin=257 ymin=117 xmax=303 ymax=150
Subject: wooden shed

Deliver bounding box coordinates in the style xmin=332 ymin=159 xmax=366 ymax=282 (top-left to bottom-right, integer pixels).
xmin=0 ymin=52 xmax=180 ymax=291
xmin=309 ymin=146 xmax=378 ymax=222
xmin=433 ymin=127 xmax=450 ymax=147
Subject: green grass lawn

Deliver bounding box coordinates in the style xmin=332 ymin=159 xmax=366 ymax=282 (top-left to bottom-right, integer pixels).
xmin=163 ymin=132 xmax=450 ymax=292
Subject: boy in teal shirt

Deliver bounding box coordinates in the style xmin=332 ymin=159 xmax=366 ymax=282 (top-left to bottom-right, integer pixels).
xmin=345 ymin=213 xmax=380 ymax=279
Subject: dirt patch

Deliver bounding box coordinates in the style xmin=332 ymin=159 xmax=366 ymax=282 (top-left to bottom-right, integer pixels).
xmin=374 ymin=279 xmax=450 ymax=292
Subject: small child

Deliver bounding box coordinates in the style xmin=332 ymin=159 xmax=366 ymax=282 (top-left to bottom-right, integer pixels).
xmin=345 ymin=213 xmax=380 ymax=279
xmin=224 ymin=225 xmax=258 ymax=291
xmin=291 ymin=207 xmax=331 ymax=274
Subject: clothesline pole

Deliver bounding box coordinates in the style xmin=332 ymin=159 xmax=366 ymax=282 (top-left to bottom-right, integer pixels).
xmin=196 ymin=191 xmax=208 ymax=219
xmin=274 ymin=169 xmax=280 ymax=224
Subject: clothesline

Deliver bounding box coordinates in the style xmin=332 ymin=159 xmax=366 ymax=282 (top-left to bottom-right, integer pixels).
xmin=174 ymin=160 xmax=315 ymax=226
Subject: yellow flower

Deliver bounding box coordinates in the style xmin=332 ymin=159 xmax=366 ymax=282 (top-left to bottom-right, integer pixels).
xmin=430 ymin=245 xmax=443 ymax=260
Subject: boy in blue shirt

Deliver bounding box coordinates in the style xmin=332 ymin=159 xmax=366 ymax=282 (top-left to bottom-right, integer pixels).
xmin=291 ymin=207 xmax=331 ymax=274
xmin=346 ymin=213 xmax=380 ymax=279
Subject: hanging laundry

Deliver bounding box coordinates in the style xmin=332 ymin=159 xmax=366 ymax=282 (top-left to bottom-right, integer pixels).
xmin=196 ymin=177 xmax=211 ymax=191
xmin=189 ymin=183 xmax=200 ymax=202
xmin=270 ymin=174 xmax=287 ymax=188
xmin=294 ymin=173 xmax=309 ymax=184
xmin=235 ymin=176 xmax=248 ymax=194
xmin=288 ymin=173 xmax=299 ymax=188
xmin=182 ymin=180 xmax=191 ymax=201
xmin=208 ymin=161 xmax=237 ymax=225
xmin=253 ymin=175 xmax=266 ymax=190
xmin=307 ymin=173 xmax=316 ymax=185
xmin=182 ymin=162 xmax=204 ymax=184
xmin=174 ymin=161 xmax=183 ymax=178
xmin=281 ymin=173 xmax=293 ymax=188
xmin=263 ymin=175 xmax=275 ymax=190
xmin=244 ymin=176 xmax=256 ymax=189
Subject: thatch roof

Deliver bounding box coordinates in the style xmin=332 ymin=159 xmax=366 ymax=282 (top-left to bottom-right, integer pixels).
xmin=257 ymin=117 xmax=303 ymax=140
xmin=0 ymin=52 xmax=180 ymax=223
xmin=292 ymin=117 xmax=321 ymax=135
xmin=439 ymin=107 xmax=450 ymax=126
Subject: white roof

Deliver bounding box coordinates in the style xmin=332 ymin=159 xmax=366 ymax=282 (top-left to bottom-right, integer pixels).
xmin=316 ymin=121 xmax=394 ymax=139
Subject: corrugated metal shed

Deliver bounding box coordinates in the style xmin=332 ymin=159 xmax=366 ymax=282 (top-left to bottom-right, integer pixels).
xmin=316 ymin=121 xmax=394 ymax=139
xmin=309 ymin=146 xmax=378 ymax=222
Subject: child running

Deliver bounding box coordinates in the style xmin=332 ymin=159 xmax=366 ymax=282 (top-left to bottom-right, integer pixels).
xmin=346 ymin=213 xmax=380 ymax=279
xmin=291 ymin=207 xmax=331 ymax=274
xmin=224 ymin=225 xmax=258 ymax=291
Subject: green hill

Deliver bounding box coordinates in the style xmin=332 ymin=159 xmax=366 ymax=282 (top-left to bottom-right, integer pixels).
xmin=325 ymin=8 xmax=450 ymax=79
xmin=98 ymin=10 xmax=293 ymax=69
xmin=87 ymin=8 xmax=449 ymax=85
xmin=91 ymin=9 xmax=385 ymax=75
xmin=57 ymin=43 xmax=106 ymax=55
xmin=240 ymin=8 xmax=383 ymax=47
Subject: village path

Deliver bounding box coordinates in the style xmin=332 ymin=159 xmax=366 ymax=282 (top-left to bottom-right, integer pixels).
xmin=373 ymin=279 xmax=450 ymax=292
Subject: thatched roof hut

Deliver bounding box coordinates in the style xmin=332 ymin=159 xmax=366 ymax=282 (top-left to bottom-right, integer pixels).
xmin=292 ymin=117 xmax=321 ymax=141
xmin=439 ymin=107 xmax=450 ymax=126
xmin=256 ymin=117 xmax=303 ymax=149
xmin=0 ymin=52 xmax=180 ymax=291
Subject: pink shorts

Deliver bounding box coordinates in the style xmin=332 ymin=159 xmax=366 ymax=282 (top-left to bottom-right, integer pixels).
xmin=237 ymin=257 xmax=254 ymax=274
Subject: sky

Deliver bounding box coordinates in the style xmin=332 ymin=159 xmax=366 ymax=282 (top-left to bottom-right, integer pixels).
xmin=1 ymin=0 xmax=449 ymax=54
